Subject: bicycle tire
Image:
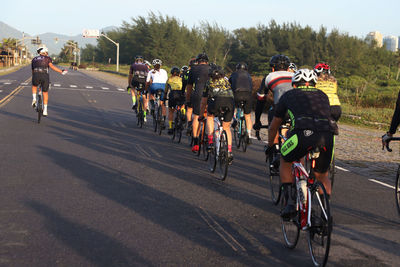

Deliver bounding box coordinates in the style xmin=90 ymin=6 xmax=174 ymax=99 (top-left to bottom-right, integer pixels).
xmin=201 ymin=134 xmax=209 ymax=161
xmin=172 ymin=115 xmax=177 ymax=142
xmin=307 ymin=181 xmax=332 ymax=267
xmin=208 ymin=135 xmax=217 ymax=173
xmin=177 ymin=113 xmax=183 ymax=143
xmin=396 ymin=165 xmax=400 ymax=215
xmin=267 ymin=150 xmax=281 ymax=205
xmin=217 ymin=130 xmax=229 ymax=181
xmin=137 ymin=101 xmax=144 ymax=128
xmin=280 ymin=185 xmax=300 ymax=249
xmin=158 ymin=106 xmax=163 ymax=135
xmin=234 ymin=123 xmax=240 ymax=148
xmin=37 ymin=94 xmax=42 ymax=124
xmin=197 ymin=121 xmax=204 ymax=157
xmin=329 ymin=157 xmax=335 ymax=189
xmin=241 ymin=118 xmax=248 ymax=152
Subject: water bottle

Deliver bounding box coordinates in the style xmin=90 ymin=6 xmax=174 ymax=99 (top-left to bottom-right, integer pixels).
xmin=297 ymin=176 xmax=308 ymax=205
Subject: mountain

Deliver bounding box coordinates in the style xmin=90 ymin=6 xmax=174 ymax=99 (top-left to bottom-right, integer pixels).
xmin=0 ymin=21 xmax=117 ymax=55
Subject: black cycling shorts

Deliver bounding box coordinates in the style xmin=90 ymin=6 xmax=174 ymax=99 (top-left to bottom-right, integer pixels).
xmin=32 ymin=73 xmax=50 ymax=92
xmin=169 ymin=91 xmax=184 ymax=108
xmin=281 ymin=130 xmax=334 ymax=173
xmin=191 ymin=93 xmax=202 ymax=116
xmin=234 ymin=91 xmax=252 ymax=115
xmin=207 ymin=97 xmax=234 ymax=122
xmin=131 ymin=80 xmax=146 ymax=92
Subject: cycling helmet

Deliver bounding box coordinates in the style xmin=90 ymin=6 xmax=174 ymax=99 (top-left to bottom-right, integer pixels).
xmin=144 ymin=60 xmax=151 ymax=66
xmin=269 ymin=54 xmax=290 ymax=70
xmin=209 ymin=65 xmax=224 ymax=79
xmin=289 ymin=62 xmax=297 ymax=72
xmin=37 ymin=46 xmax=48 ymax=54
xmin=189 ymin=58 xmax=196 ymax=67
xmin=236 ymin=62 xmax=248 ymax=70
xmin=314 ymin=63 xmax=331 ymax=75
xmin=135 ymin=55 xmax=144 ymax=62
xmin=181 ymin=65 xmax=188 ymax=72
xmin=170 ymin=66 xmax=180 ymax=75
xmin=196 ymin=52 xmax=209 ymax=63
xmin=292 ymin=69 xmax=318 ymax=86
xmin=152 ymin=59 xmax=162 ymax=66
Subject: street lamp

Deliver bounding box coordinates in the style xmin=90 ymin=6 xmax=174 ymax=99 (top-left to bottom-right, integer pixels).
xmin=100 ymin=32 xmax=120 ymax=72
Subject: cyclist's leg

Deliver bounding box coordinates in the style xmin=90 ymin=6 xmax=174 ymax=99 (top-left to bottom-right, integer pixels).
xmin=243 ymin=93 xmax=253 ymax=136
xmin=41 ymin=75 xmax=50 ymax=115
xmin=206 ymin=100 xmax=215 ymax=147
xmin=191 ymin=93 xmax=201 ymax=141
xmin=313 ymin=132 xmax=334 ymax=196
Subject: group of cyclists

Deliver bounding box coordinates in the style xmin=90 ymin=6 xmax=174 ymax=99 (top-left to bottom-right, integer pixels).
xmin=126 ymin=52 xmax=344 ymax=218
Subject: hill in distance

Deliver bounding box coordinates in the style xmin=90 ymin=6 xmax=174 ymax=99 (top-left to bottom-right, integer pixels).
xmin=0 ymin=21 xmax=117 ymax=55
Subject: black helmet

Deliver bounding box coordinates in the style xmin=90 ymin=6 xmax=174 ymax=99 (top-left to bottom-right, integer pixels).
xmin=196 ymin=52 xmax=209 ymax=63
xmin=236 ymin=62 xmax=248 ymax=70
xmin=170 ymin=66 xmax=180 ymax=75
xmin=135 ymin=55 xmax=144 ymax=62
xmin=189 ymin=58 xmax=196 ymax=67
xmin=269 ymin=54 xmax=290 ymax=70
xmin=209 ymin=65 xmax=224 ymax=79
xmin=181 ymin=65 xmax=188 ymax=72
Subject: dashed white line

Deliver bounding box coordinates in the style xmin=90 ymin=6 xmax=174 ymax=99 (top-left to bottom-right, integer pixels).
xmin=4 ymin=82 xmax=11 ymax=85
xmin=335 ymin=166 xmax=349 ymax=172
xmin=85 ymin=86 xmax=93 ymax=89
xmin=101 ymin=87 xmax=109 ymax=90
xmin=69 ymin=85 xmax=77 ymax=88
xmin=21 ymin=82 xmax=28 ymax=85
xmin=117 ymin=88 xmax=125 ymax=91
xmin=0 ymin=90 xmax=3 ymax=93
xmin=53 ymin=84 xmax=61 ymax=87
xmin=368 ymin=179 xmax=395 ymax=189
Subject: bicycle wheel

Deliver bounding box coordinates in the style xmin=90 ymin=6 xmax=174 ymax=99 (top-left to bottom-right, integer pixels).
xmin=158 ymin=105 xmax=163 ymax=135
xmin=153 ymin=103 xmax=158 ymax=132
xmin=280 ymin=186 xmax=300 ymax=249
xmin=241 ymin=118 xmax=248 ymax=152
xmin=37 ymin=94 xmax=42 ymax=124
xmin=197 ymin=121 xmax=204 ymax=157
xmin=208 ymin=136 xmax=217 ymax=173
xmin=233 ymin=123 xmax=239 ymax=148
xmin=177 ymin=114 xmax=183 ymax=143
xmin=201 ymin=134 xmax=209 ymax=161
xmin=396 ymin=165 xmax=400 ymax=215
xmin=329 ymin=157 xmax=335 ymax=189
xmin=217 ymin=130 xmax=229 ymax=181
xmin=308 ymin=181 xmax=332 ymax=267
xmin=267 ymin=149 xmax=281 ymax=205
xmin=137 ymin=102 xmax=143 ymax=128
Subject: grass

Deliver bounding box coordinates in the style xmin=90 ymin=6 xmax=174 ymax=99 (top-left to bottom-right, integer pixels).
xmin=340 ymin=103 xmax=393 ymax=130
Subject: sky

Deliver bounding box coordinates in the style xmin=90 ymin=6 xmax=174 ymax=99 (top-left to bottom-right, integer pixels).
xmin=3 ymin=0 xmax=400 ymax=38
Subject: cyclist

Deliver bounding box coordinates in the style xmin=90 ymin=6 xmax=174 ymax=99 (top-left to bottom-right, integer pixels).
xmin=288 ymin=62 xmax=297 ymax=73
xmin=382 ymin=90 xmax=400 ymax=146
xmin=200 ymin=65 xmax=235 ymax=162
xmin=31 ymin=46 xmax=66 ymax=116
xmin=229 ymin=62 xmax=253 ymax=140
xmin=181 ymin=65 xmax=189 ymax=92
xmin=184 ymin=57 xmax=197 ymax=136
xmin=314 ymin=63 xmax=341 ymax=123
xmin=255 ymin=54 xmax=294 ymax=143
xmin=128 ymin=55 xmax=149 ymax=117
xmin=166 ymin=66 xmax=185 ymax=135
xmin=145 ymin=59 xmax=168 ymax=128
xmin=266 ymin=69 xmax=337 ymax=219
xmin=186 ymin=53 xmax=211 ymax=152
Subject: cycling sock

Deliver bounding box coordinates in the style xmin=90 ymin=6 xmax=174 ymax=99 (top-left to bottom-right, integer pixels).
xmin=169 ymin=120 xmax=173 ymax=129
xmin=143 ymin=110 xmax=147 ymax=116
xmin=208 ymin=135 xmax=213 ymax=144
xmin=32 ymin=94 xmax=36 ymax=100
xmin=228 ymin=145 xmax=232 ymax=152
xmin=131 ymin=95 xmax=136 ymax=105
xmin=193 ymin=137 xmax=199 ymax=145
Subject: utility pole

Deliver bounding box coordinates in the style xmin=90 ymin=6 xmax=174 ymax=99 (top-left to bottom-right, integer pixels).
xmin=100 ymin=33 xmax=119 ymax=72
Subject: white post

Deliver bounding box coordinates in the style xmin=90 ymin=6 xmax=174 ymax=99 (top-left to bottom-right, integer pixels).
xmin=101 ymin=33 xmax=119 ymax=73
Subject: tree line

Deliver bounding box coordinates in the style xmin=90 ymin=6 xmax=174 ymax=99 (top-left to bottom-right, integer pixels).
xmin=76 ymin=13 xmax=400 ymax=107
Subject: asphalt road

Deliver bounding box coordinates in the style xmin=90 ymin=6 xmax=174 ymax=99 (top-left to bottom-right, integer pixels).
xmin=0 ymin=66 xmax=399 ymax=266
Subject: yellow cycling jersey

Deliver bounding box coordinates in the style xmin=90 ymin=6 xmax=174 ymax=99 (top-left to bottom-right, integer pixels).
xmin=167 ymin=76 xmax=183 ymax=91
xmin=316 ymin=80 xmax=341 ymax=106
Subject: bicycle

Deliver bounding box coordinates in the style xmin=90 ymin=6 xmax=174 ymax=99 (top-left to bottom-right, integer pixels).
xmin=152 ymin=90 xmax=165 ymax=135
xmin=233 ymin=101 xmax=249 ymax=152
xmin=278 ymin=147 xmax=332 ymax=267
xmin=208 ymin=107 xmax=230 ymax=181
xmin=383 ymin=137 xmax=400 ymax=215
xmin=135 ymin=86 xmax=146 ymax=128
xmin=172 ymin=105 xmax=186 ymax=143
xmin=196 ymin=112 xmax=209 ymax=161
xmin=35 ymin=84 xmax=44 ymax=124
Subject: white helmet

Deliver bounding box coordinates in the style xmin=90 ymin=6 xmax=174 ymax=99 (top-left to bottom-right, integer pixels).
xmin=292 ymin=69 xmax=318 ymax=85
xmin=152 ymin=59 xmax=162 ymax=66
xmin=37 ymin=46 xmax=48 ymax=54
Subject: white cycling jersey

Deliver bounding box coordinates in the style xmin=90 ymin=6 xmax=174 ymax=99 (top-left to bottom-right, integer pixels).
xmin=146 ymin=68 xmax=168 ymax=84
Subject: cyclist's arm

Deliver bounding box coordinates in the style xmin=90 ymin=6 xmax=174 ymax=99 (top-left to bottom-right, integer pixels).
xmin=48 ymin=63 xmax=63 ymax=74
xmin=389 ymin=90 xmax=400 ymax=135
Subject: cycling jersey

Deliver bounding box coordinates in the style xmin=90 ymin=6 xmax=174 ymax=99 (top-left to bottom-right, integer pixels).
xmin=203 ymin=78 xmax=234 ymax=99
xmin=166 ymin=76 xmax=183 ymax=91
xmin=316 ymin=80 xmax=341 ymax=106
xmin=146 ymin=68 xmax=168 ymax=84
xmin=188 ymin=64 xmax=211 ymax=96
xmin=32 ymin=55 xmax=52 ymax=71
xmin=229 ymin=69 xmax=253 ymax=92
xmin=274 ymin=87 xmax=337 ymax=133
xmin=130 ymin=63 xmax=149 ymax=84
xmin=257 ymin=71 xmax=293 ymax=104
xmin=181 ymin=70 xmax=190 ymax=91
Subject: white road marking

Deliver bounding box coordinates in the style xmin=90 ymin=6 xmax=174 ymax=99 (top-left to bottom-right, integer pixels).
xmin=0 ymin=90 xmax=3 ymax=92
xmin=336 ymin=166 xmax=350 ymax=172
xmin=148 ymin=147 xmax=162 ymax=158
xmin=50 ymin=87 xmax=125 ymax=93
xmin=117 ymin=88 xmax=125 ymax=91
xmin=53 ymin=84 xmax=61 ymax=87
xmin=85 ymin=86 xmax=93 ymax=89
xmin=4 ymin=82 xmax=11 ymax=85
xmin=101 ymin=87 xmax=109 ymax=90
xmin=69 ymin=85 xmax=77 ymax=88
xmin=368 ymin=179 xmax=396 ymax=189
xmin=21 ymin=82 xmax=28 ymax=85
